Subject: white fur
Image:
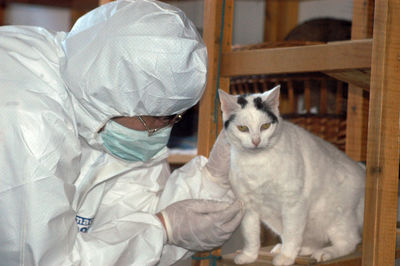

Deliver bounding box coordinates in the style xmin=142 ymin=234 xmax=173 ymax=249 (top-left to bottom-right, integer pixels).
xmin=219 ymin=86 xmax=365 ymax=265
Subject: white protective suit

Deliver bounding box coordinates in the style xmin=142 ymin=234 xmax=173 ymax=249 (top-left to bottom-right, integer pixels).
xmin=0 ymin=1 xmax=234 ymax=265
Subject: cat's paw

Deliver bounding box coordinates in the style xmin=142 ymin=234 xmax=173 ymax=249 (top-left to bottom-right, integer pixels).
xmin=270 ymin=243 xmax=282 ymax=254
xmin=299 ymin=246 xmax=316 ymax=256
xmin=272 ymin=254 xmax=295 ymax=266
xmin=311 ymin=249 xmax=334 ymax=262
xmin=234 ymin=251 xmax=258 ymax=265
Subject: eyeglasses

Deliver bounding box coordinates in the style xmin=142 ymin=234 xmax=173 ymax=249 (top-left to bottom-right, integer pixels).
xmin=137 ymin=113 xmax=183 ymax=136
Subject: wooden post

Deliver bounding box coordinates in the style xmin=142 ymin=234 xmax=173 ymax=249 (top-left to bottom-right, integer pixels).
xmin=345 ymin=0 xmax=374 ymax=161
xmin=194 ymin=1 xmax=234 ymax=264
xmin=264 ymin=0 xmax=299 ymax=42
xmin=362 ymin=0 xmax=400 ymax=265
xmin=197 ymin=0 xmax=234 ymax=157
xmin=98 ymin=0 xmax=113 ymax=5
xmin=0 ymin=2 xmax=5 ymax=26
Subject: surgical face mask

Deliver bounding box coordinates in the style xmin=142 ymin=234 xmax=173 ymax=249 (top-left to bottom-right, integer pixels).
xmin=100 ymin=120 xmax=172 ymax=162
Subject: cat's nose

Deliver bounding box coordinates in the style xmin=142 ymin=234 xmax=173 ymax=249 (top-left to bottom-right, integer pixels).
xmin=252 ymin=137 xmax=261 ymax=147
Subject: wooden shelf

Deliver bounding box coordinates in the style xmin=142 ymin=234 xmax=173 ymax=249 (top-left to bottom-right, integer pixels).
xmin=324 ymin=69 xmax=370 ymax=91
xmin=167 ymin=153 xmax=195 ymax=164
xmin=198 ymin=1 xmax=400 ymax=265
xmin=218 ymin=245 xmax=361 ymax=266
xmin=220 ymin=39 xmax=372 ymax=77
xmin=218 ymin=239 xmax=400 ymax=266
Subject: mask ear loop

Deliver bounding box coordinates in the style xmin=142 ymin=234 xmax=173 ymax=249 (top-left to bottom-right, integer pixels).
xmin=137 ymin=116 xmax=158 ymax=136
xmin=96 ymin=116 xmax=115 ymax=136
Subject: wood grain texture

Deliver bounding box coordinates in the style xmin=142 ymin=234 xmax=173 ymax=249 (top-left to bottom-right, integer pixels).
xmin=264 ymin=0 xmax=298 ymax=42
xmin=197 ymin=0 xmax=233 ymax=157
xmin=362 ymin=0 xmax=400 ymax=265
xmin=343 ymin=0 xmax=373 ymax=162
xmin=220 ymin=40 xmax=372 ymax=77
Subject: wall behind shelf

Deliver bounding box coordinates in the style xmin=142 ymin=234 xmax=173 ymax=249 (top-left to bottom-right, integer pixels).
xmin=4 ymin=3 xmax=71 ymax=30
xmin=2 ymin=0 xmax=355 ymax=45
xmin=169 ymin=0 xmax=354 ymax=46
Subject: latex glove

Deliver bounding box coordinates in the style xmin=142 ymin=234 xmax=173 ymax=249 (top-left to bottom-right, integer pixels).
xmin=159 ymin=199 xmax=243 ymax=251
xmin=205 ymin=130 xmax=231 ymax=186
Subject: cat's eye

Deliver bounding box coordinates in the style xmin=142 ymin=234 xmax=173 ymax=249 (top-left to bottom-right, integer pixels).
xmin=261 ymin=123 xmax=271 ymax=130
xmin=237 ymin=125 xmax=249 ymax=132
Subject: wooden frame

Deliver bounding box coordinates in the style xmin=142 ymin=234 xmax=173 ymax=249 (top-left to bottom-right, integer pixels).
xmin=263 ymin=0 xmax=298 ymax=42
xmin=221 ymin=40 xmax=372 ymax=76
xmin=0 ymin=4 xmax=4 ymax=25
xmin=198 ymin=0 xmax=400 ymax=265
xmin=197 ymin=0 xmax=234 ymax=157
xmin=362 ymin=1 xmax=400 ymax=265
xmin=344 ymin=0 xmax=374 ymax=162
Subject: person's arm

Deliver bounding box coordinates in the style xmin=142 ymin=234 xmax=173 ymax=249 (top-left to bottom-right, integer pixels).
xmin=154 ymin=130 xmax=241 ymax=263
xmin=0 ymin=94 xmax=82 ymax=265
xmin=72 ymin=210 xmax=167 ymax=266
xmin=158 ymin=130 xmax=234 ymax=209
xmin=157 ymin=199 xmax=242 ymax=251
xmin=204 ymin=130 xmax=232 ymax=187
xmin=0 ymin=45 xmax=168 ymax=266
xmin=70 ymin=157 xmax=173 ymax=265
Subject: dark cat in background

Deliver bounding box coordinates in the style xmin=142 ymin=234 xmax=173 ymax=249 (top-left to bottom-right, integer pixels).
xmin=285 ymin=18 xmax=351 ymax=42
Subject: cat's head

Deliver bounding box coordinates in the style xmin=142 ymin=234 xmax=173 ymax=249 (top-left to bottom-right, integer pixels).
xmin=219 ymin=85 xmax=281 ymax=151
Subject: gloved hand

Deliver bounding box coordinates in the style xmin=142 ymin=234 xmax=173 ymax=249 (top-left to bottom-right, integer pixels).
xmin=205 ymin=130 xmax=231 ymax=186
xmin=159 ymin=199 xmax=243 ymax=251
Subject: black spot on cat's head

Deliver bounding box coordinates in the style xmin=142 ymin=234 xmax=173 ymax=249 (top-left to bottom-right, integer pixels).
xmin=237 ymin=96 xmax=248 ymax=108
xmin=253 ymin=97 xmax=263 ymax=110
xmin=253 ymin=97 xmax=278 ymax=123
xmin=224 ymin=114 xmax=236 ymax=129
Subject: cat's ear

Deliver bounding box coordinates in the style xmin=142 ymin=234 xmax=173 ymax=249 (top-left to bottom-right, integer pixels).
xmin=263 ymin=85 xmax=280 ymax=113
xmin=219 ymin=89 xmax=240 ymax=117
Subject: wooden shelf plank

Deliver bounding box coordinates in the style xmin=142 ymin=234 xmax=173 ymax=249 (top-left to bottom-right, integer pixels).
xmin=220 ymin=39 xmax=372 ymax=77
xmin=167 ymin=153 xmax=195 ymax=164
xmin=217 ymin=246 xmax=363 ymax=266
xmin=323 ymin=69 xmax=370 ymax=91
xmin=218 ymin=240 xmax=400 ymax=266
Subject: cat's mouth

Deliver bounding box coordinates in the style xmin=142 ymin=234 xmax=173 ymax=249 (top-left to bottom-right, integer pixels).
xmin=247 ymin=145 xmax=264 ymax=151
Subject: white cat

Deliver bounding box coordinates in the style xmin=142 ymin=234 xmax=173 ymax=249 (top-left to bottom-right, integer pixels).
xmin=219 ymin=85 xmax=365 ymax=266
